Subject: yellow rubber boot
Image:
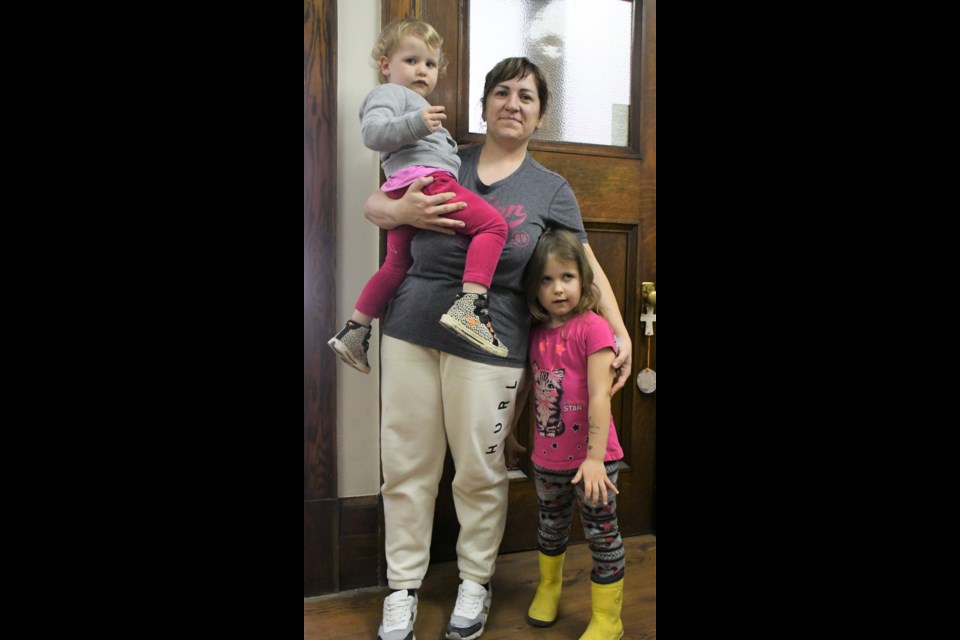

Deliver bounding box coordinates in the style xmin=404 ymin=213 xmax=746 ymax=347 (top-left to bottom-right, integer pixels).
xmin=526 ymin=551 xmax=565 ymax=626
xmin=578 ymin=579 xmax=624 ymax=640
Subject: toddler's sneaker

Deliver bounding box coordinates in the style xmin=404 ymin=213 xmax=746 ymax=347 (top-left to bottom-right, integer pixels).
xmin=378 ymin=588 xmax=417 ymax=640
xmin=439 ymin=293 xmax=508 ymax=358
xmin=445 ymin=580 xmax=491 ymax=640
xmin=327 ymin=320 xmax=371 ymax=374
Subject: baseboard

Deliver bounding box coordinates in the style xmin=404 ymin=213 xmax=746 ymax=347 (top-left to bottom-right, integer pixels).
xmin=338 ymin=495 xmax=382 ymax=590
xmin=304 ymin=499 xmax=339 ymax=596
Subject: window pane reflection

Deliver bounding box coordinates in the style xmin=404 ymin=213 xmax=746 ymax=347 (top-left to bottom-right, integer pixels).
xmin=469 ymin=0 xmax=633 ymax=146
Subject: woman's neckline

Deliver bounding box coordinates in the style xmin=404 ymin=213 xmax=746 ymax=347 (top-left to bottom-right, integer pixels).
xmin=476 ymin=142 xmax=528 ymax=186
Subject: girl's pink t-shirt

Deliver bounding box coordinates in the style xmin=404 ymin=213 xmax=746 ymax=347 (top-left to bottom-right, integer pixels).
xmin=528 ymin=311 xmax=625 ymax=471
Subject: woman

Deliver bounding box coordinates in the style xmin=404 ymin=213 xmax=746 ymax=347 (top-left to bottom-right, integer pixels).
xmin=364 ymin=57 xmax=632 ymax=640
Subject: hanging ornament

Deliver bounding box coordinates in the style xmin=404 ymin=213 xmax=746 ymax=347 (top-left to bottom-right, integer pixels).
xmin=637 ymin=335 xmax=656 ymax=393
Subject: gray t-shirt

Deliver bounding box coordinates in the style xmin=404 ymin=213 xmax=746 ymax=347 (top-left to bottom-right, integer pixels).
xmin=382 ymin=144 xmax=588 ymax=367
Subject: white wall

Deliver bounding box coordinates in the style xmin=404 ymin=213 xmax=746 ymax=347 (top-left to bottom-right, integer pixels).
xmin=336 ymin=0 xmax=382 ymax=497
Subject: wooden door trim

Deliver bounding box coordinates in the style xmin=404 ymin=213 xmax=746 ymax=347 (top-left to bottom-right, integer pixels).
xmin=582 ymin=218 xmax=641 ymax=464
xmin=304 ymin=0 xmax=339 ymax=597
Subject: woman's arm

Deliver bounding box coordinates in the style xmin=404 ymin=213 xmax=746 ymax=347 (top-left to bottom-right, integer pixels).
xmin=583 ymin=243 xmax=633 ymax=395
xmin=572 ymin=347 xmax=621 ymax=506
xmin=364 ymin=176 xmax=467 ymax=234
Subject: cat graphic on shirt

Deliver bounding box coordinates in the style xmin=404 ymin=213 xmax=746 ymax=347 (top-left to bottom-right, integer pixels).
xmin=532 ymin=362 xmax=565 ymax=438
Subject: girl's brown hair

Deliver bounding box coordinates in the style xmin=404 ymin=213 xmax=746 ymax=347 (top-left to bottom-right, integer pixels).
xmin=371 ymin=18 xmax=449 ymax=81
xmin=523 ymin=228 xmax=601 ymax=323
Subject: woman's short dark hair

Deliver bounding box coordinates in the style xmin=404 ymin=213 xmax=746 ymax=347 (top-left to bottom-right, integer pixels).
xmin=481 ymin=57 xmax=550 ymax=117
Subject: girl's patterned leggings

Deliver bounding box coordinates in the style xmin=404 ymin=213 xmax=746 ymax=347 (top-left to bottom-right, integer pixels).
xmin=532 ymin=461 xmax=625 ymax=584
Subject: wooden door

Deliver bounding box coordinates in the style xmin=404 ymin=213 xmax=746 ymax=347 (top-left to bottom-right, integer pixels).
xmin=304 ymin=0 xmax=340 ymax=596
xmin=382 ymin=0 xmax=656 ymax=560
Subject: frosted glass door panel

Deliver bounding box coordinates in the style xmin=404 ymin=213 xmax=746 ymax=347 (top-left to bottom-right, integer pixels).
xmin=469 ymin=0 xmax=633 ymax=146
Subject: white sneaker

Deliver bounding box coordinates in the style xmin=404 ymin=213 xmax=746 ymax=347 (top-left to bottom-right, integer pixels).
xmin=378 ymin=589 xmax=417 ymax=640
xmin=445 ymin=580 xmax=491 ymax=640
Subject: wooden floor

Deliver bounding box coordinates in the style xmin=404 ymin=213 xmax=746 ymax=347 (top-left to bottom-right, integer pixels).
xmin=304 ymin=534 xmax=655 ymax=640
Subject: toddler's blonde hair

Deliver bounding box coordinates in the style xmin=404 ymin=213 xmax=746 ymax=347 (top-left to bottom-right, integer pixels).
xmin=371 ymin=18 xmax=448 ymax=82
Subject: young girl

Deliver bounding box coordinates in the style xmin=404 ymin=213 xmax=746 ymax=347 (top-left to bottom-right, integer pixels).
xmin=523 ymin=229 xmax=626 ymax=640
xmin=327 ymin=18 xmax=509 ymax=374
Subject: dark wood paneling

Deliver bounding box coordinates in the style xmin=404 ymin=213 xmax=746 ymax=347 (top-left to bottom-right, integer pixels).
xmin=501 ymin=466 xmax=539 ymax=555
xmin=423 ymin=1 xmax=460 ymax=139
xmin=582 ymin=221 xmax=639 ymax=466
xmin=382 ymin=0 xmax=421 ymax=24
xmin=304 ymin=0 xmax=338 ymax=503
xmin=305 ymin=499 xmax=339 ymax=595
xmin=304 ymin=0 xmax=339 ymax=596
xmin=339 ymin=496 xmax=382 ymax=590
xmin=531 ymin=151 xmax=655 ymax=223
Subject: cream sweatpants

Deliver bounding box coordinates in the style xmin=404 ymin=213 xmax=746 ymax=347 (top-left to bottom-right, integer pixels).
xmin=380 ymin=335 xmax=526 ymax=590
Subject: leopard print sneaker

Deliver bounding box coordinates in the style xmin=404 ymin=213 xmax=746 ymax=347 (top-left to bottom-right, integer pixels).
xmin=327 ymin=320 xmax=372 ymax=374
xmin=439 ymin=293 xmax=509 ymax=358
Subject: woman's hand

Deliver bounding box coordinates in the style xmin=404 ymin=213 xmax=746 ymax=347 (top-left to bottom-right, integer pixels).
xmin=364 ymin=176 xmax=467 ymax=234
xmin=610 ymin=332 xmax=633 ymax=396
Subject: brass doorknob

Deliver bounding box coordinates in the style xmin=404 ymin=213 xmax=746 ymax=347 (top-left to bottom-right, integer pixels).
xmin=642 ymin=282 xmax=656 ymax=307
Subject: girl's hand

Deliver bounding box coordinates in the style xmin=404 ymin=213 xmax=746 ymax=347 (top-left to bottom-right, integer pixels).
xmin=504 ymin=432 xmax=527 ymax=470
xmin=610 ymin=333 xmax=633 ymax=396
xmin=573 ymin=459 xmax=620 ymax=507
xmin=420 ymin=105 xmax=447 ymax=132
